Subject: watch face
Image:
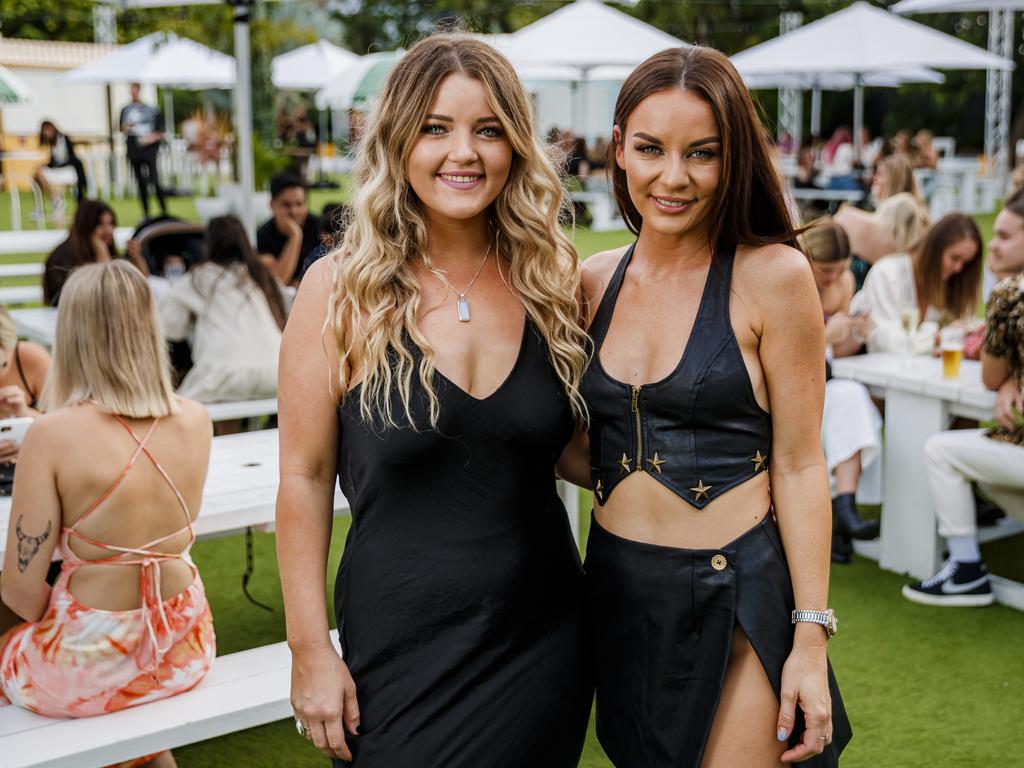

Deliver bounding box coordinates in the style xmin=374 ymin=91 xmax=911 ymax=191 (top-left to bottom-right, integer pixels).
xmin=826 ymin=610 xmax=838 ymax=637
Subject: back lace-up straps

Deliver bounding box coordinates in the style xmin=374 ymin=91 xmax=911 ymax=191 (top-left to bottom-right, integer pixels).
xmin=66 ymin=413 xmax=196 ymax=673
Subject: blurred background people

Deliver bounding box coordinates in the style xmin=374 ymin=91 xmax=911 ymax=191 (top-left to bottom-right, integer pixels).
xmin=120 ymin=83 xmax=167 ymax=219
xmin=33 ymin=120 xmax=87 ymax=221
xmin=256 ymin=173 xmax=322 ymax=285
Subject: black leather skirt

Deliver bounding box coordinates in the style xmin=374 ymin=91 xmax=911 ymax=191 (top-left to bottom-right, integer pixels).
xmin=585 ymin=512 xmax=852 ymax=768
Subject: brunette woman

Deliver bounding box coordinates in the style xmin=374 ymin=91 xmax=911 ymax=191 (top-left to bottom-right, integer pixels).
xmin=43 ymin=200 xmax=148 ymax=306
xmin=566 ymin=46 xmax=852 ymax=767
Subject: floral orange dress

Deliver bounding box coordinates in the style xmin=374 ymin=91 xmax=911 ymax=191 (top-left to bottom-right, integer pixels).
xmin=0 ymin=414 xmax=215 ymax=718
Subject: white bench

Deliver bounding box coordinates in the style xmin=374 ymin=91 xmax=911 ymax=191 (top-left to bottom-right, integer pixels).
xmin=0 ymin=264 xmax=43 ymax=279
xmin=0 ymin=228 xmax=134 ymax=257
xmin=0 ymin=631 xmax=340 ymax=768
xmin=0 ymin=286 xmax=43 ymax=306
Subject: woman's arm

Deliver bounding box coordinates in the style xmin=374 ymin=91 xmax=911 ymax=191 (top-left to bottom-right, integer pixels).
xmin=1 ymin=416 xmax=61 ymax=621
xmin=753 ymin=246 xmax=832 ymax=763
xmin=276 ymin=258 xmax=358 ymax=762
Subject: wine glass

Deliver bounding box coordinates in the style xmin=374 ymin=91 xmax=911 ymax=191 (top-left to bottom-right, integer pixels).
xmin=899 ymin=307 xmax=920 ymax=364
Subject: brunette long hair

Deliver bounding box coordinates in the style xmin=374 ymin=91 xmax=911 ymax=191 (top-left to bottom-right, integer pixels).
xmin=66 ymin=200 xmax=118 ymax=263
xmin=609 ymin=46 xmax=800 ymax=250
xmin=911 ymin=212 xmax=982 ymax=320
xmin=199 ymin=216 xmax=287 ymax=330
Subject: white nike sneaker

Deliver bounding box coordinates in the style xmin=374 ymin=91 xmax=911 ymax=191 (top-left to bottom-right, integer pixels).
xmin=902 ymin=559 xmax=994 ymax=607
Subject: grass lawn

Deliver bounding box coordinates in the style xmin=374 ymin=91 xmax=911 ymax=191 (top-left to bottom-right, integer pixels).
xmin=178 ymin=498 xmax=1024 ymax=768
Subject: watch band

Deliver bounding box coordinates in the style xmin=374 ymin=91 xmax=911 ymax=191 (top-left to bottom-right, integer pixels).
xmin=791 ymin=609 xmax=837 ymax=638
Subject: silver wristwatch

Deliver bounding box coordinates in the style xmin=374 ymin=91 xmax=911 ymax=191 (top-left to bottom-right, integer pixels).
xmin=791 ymin=608 xmax=838 ymax=639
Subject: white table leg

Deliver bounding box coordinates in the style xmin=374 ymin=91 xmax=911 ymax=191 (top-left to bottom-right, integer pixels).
xmin=558 ymin=479 xmax=580 ymax=546
xmin=879 ymin=389 xmax=948 ymax=579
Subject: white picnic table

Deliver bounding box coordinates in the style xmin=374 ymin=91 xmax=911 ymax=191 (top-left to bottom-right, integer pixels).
xmin=0 ymin=429 xmax=348 ymax=564
xmin=831 ymin=354 xmax=1024 ymax=610
xmin=0 ymin=427 xmax=583 ymax=563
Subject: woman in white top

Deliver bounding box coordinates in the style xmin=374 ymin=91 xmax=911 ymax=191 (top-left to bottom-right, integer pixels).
xmin=850 ymin=212 xmax=983 ymax=355
xmin=159 ymin=215 xmax=288 ymax=403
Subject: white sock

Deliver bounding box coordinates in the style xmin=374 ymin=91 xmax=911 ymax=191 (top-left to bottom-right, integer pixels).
xmin=947 ymin=535 xmax=981 ymax=563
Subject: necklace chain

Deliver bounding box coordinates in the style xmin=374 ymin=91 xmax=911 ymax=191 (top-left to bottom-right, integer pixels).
xmin=433 ymin=244 xmax=490 ymax=300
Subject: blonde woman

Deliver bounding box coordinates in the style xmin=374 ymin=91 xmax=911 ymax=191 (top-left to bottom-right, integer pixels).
xmin=0 ymin=307 xmax=51 ymax=468
xmin=870 ymin=154 xmax=921 ymax=205
xmin=276 ymin=34 xmax=592 ymax=766
xmin=834 ymin=191 xmax=929 ymax=289
xmin=0 ymin=262 xmax=214 ymax=768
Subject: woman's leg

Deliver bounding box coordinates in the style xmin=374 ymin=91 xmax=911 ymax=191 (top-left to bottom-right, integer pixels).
xmin=701 ymin=627 xmax=786 ymax=768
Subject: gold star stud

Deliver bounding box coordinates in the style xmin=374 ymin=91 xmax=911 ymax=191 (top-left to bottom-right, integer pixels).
xmin=595 ymin=479 xmax=603 ymax=501
xmin=646 ymin=453 xmax=666 ymax=474
xmin=751 ymin=450 xmax=767 ymax=473
xmin=619 ymin=453 xmax=632 ymax=474
xmin=690 ymin=480 xmax=712 ymax=503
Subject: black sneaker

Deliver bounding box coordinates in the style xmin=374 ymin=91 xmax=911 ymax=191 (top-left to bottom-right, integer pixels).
xmin=902 ymin=560 xmax=994 ymax=607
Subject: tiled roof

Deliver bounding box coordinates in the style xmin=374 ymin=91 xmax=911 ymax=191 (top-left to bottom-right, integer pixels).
xmin=0 ymin=38 xmax=118 ymax=70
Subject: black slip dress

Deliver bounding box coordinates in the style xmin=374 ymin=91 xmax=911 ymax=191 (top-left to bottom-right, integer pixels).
xmin=332 ymin=318 xmax=593 ymax=767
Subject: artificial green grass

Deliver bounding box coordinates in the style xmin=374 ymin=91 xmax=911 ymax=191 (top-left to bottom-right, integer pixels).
xmin=176 ymin=495 xmax=1024 ymax=768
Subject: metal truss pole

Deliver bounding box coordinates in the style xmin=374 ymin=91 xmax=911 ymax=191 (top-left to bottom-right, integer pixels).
xmin=985 ymin=8 xmax=1014 ymax=193
xmin=778 ymin=11 xmax=804 ymax=153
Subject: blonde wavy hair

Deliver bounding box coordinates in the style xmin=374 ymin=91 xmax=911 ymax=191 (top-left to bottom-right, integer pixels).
xmin=41 ymin=261 xmax=178 ymax=419
xmin=327 ymin=33 xmax=589 ymax=428
xmin=876 ymin=192 xmax=930 ymax=253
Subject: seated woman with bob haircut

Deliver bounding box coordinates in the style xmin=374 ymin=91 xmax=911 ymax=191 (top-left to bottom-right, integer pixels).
xmin=0 ymin=261 xmax=214 ymax=768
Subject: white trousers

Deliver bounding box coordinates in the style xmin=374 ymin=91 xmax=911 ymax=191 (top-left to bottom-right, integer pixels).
xmin=925 ymin=429 xmax=1024 ymax=538
xmin=822 ymin=379 xmax=884 ymax=503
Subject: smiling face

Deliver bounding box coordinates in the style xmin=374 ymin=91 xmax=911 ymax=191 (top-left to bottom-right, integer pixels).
xmin=406 ymin=73 xmax=513 ymax=228
xmin=614 ymin=88 xmax=722 ymax=240
xmin=940 ymin=236 xmax=978 ymax=282
xmin=988 ymin=208 xmax=1024 ymax=279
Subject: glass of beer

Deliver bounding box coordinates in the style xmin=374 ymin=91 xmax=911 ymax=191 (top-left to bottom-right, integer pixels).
xmin=940 ymin=326 xmax=965 ymax=380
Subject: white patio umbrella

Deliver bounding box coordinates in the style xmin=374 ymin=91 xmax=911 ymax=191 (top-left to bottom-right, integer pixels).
xmin=499 ymin=0 xmax=688 ymax=134
xmin=0 ymin=65 xmax=34 ymax=105
xmin=743 ymin=67 xmax=947 ymax=137
xmin=731 ymin=1 xmax=1013 ymax=155
xmin=272 ymin=40 xmax=357 ymax=91
xmin=892 ymin=0 xmax=1023 ymax=10
xmin=315 ymin=51 xmax=404 ymax=111
xmin=61 ymin=31 xmax=235 ymax=88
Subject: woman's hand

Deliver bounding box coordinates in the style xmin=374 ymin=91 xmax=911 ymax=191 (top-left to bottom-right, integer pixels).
xmin=823 ymin=313 xmax=853 ymax=346
xmin=777 ymin=640 xmax=832 ymax=763
xmin=291 ymin=643 xmax=360 ymax=761
xmin=0 ymin=386 xmax=30 ymax=418
xmin=994 ymin=377 xmax=1024 ymax=430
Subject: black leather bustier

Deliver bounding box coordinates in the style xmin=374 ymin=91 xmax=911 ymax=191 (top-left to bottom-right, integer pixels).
xmin=581 ymin=242 xmax=773 ymax=509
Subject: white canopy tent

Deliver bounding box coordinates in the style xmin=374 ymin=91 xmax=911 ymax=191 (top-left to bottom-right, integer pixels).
xmin=61 ymin=32 xmax=234 ymax=88
xmin=731 ymin=2 xmax=1013 ymax=157
xmin=891 ymin=0 xmax=1023 ymax=189
xmin=271 ymin=40 xmax=357 ymax=91
xmin=499 ymin=0 xmax=688 ymax=135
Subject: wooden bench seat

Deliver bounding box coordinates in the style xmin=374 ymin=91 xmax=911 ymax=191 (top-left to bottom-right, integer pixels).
xmin=0 ymin=631 xmax=339 ymax=768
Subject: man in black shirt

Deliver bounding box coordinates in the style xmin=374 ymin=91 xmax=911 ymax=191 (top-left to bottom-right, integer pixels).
xmin=119 ymin=83 xmax=167 ymax=218
xmin=256 ymin=173 xmax=322 ymax=284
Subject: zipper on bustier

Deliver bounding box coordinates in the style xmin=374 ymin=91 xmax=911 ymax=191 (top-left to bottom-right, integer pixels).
xmin=631 ymin=385 xmax=643 ymax=471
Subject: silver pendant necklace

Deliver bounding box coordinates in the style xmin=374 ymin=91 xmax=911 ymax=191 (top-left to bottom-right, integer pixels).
xmin=433 ymin=245 xmax=491 ymax=323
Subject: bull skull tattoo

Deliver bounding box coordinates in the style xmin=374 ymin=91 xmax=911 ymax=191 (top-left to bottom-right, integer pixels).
xmin=15 ymin=516 xmax=52 ymax=573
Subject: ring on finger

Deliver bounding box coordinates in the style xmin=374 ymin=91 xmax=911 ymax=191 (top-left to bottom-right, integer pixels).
xmin=295 ymin=717 xmax=306 ymax=737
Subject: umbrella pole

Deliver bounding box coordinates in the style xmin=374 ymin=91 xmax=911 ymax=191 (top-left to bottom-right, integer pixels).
xmin=230 ymin=0 xmax=256 ymax=240
xmin=163 ymin=88 xmax=175 ymax=138
xmin=853 ymin=76 xmax=864 ymax=168
xmin=811 ymin=87 xmax=822 ymax=138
